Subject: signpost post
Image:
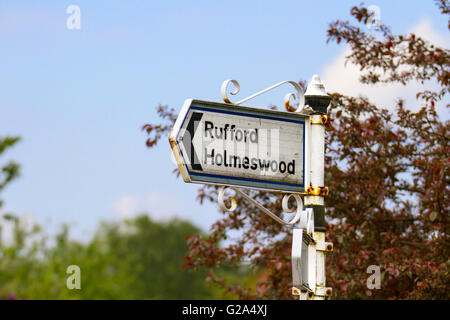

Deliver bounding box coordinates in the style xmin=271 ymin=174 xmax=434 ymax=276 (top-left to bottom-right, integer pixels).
xmin=169 ymin=75 xmax=333 ymax=300
xmin=302 ymin=75 xmax=333 ymax=300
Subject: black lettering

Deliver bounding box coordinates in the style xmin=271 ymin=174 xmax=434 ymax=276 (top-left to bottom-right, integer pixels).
xmin=235 ymin=129 xmax=243 ymax=141
xmin=288 ymin=160 xmax=295 ymax=174
xmin=224 ymin=124 xmax=230 ymax=140
xmin=250 ymin=128 xmax=258 ymax=143
xmin=204 ymin=148 xmax=214 ymax=165
xmin=205 ymin=121 xmax=214 ymax=138
xmin=216 ymin=152 xmax=223 ymax=166
xmin=259 ymin=159 xmax=270 ymax=170
xmin=232 ymin=155 xmax=241 ymax=168
xmin=243 ymin=130 xmax=249 ymax=143
xmin=250 ymin=158 xmax=257 ymax=170
xmin=270 ymin=160 xmax=278 ymax=172
xmin=279 ymin=161 xmax=286 ymax=173
xmin=214 ymin=126 xmax=223 ymax=139
xmin=242 ymin=157 xmax=249 ymax=169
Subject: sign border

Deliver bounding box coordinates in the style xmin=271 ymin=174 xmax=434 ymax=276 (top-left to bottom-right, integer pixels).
xmin=169 ymin=99 xmax=310 ymax=193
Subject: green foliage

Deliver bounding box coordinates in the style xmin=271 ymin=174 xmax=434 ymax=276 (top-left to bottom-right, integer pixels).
xmin=0 ymin=132 xmax=244 ymax=299
xmin=0 ymin=214 xmax=235 ymax=299
xmin=0 ymin=136 xmax=21 ymax=208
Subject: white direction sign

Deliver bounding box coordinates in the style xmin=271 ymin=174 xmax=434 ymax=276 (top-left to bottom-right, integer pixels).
xmin=169 ymin=99 xmax=310 ymax=193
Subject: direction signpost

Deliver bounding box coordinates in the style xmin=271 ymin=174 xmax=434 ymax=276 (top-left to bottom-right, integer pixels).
xmin=169 ymin=99 xmax=310 ymax=193
xmin=169 ymin=75 xmax=333 ymax=300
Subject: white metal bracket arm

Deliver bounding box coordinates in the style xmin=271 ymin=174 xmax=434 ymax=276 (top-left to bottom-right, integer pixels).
xmin=218 ymin=187 xmax=314 ymax=231
xmin=221 ymin=79 xmax=306 ymax=112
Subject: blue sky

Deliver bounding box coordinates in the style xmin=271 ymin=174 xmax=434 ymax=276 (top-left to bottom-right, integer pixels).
xmin=0 ymin=1 xmax=448 ymax=239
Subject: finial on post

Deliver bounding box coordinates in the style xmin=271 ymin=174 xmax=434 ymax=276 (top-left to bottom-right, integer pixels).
xmin=304 ymin=75 xmax=331 ymax=115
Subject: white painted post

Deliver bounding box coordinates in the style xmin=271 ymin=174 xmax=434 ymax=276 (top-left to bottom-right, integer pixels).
xmin=303 ymin=75 xmax=332 ymax=300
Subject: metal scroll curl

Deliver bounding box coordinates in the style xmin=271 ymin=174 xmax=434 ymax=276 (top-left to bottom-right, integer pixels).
xmin=220 ymin=79 xmax=305 ymax=112
xmin=218 ymin=78 xmax=313 ymax=230
xmin=218 ymin=187 xmax=313 ymax=229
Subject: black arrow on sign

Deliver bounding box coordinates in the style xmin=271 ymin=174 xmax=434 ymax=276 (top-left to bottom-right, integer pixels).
xmin=182 ymin=112 xmax=203 ymax=171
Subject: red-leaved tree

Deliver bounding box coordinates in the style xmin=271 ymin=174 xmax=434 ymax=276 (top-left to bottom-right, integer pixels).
xmin=143 ymin=2 xmax=449 ymax=299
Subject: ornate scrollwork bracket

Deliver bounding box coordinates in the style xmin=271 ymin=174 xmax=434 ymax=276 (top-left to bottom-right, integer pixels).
xmin=216 ymin=78 xmax=316 ymax=231
xmin=218 ymin=187 xmax=314 ymax=232
xmin=220 ymin=79 xmax=306 ymax=112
